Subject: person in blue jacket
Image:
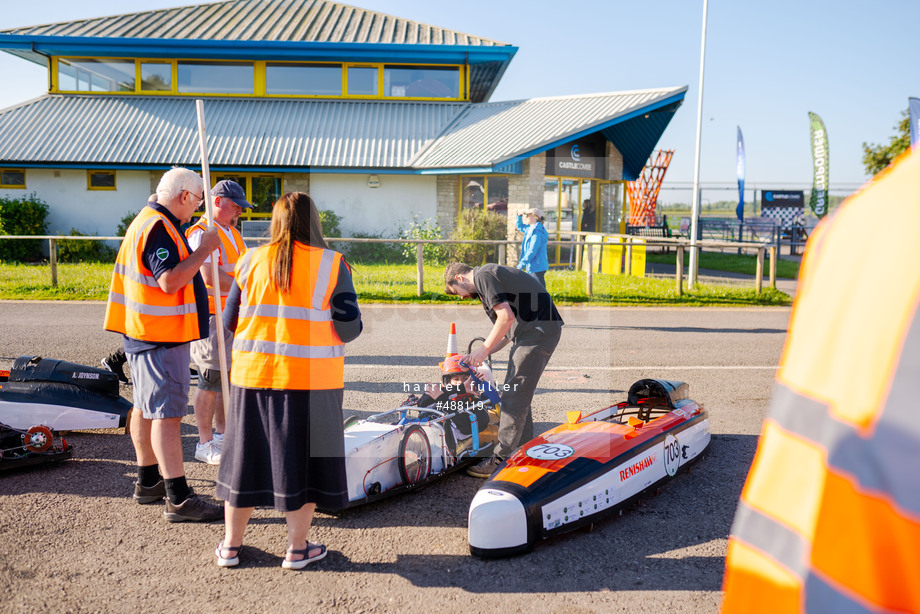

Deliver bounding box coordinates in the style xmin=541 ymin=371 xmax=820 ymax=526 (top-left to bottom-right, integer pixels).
xmin=516 ymin=207 xmax=549 ymax=287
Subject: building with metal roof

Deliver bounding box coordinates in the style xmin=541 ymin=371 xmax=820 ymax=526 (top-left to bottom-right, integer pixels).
xmin=0 ymin=0 xmax=685 ymax=256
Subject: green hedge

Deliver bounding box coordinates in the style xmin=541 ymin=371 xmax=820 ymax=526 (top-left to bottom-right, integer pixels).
xmin=0 ymin=193 xmax=49 ymax=262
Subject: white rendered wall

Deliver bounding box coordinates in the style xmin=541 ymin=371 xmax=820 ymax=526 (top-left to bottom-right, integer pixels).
xmin=0 ymin=169 xmax=152 ymax=236
xmin=309 ymin=173 xmax=438 ymax=237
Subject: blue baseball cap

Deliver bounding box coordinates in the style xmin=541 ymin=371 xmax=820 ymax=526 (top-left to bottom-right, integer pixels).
xmin=210 ymin=180 xmax=252 ymax=209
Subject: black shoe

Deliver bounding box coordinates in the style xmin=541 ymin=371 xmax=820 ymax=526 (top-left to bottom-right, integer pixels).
xmin=133 ymin=480 xmax=166 ymax=504
xmin=164 ymin=493 xmax=224 ymax=523
xmin=101 ymin=355 xmax=129 ymax=384
xmin=467 ymin=455 xmax=503 ymax=479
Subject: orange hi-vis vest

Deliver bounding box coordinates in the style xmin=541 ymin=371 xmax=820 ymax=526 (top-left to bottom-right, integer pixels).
xmin=722 ymin=151 xmax=920 ymax=613
xmin=231 ymin=242 xmax=345 ymax=390
xmin=104 ymin=206 xmax=202 ymax=343
xmin=185 ymin=217 xmax=246 ymax=315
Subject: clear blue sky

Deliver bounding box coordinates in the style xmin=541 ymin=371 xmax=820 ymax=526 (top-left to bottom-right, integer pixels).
xmin=2 ymin=0 xmax=916 ymax=205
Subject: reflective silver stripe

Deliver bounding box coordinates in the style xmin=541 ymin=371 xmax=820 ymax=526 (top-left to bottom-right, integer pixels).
xmin=732 ymin=503 xmax=880 ymax=613
xmin=108 ymin=290 xmax=196 ymax=317
xmin=771 ymin=373 xmax=920 ymax=515
xmin=238 ymin=304 xmax=332 ymax=322
xmin=312 ymin=249 xmax=337 ymax=309
xmin=731 ymin=500 xmax=808 ymax=578
xmin=113 ymin=262 xmax=160 ymax=288
xmin=804 ymin=575 xmax=879 ymax=614
xmin=233 ymin=338 xmax=344 ymax=359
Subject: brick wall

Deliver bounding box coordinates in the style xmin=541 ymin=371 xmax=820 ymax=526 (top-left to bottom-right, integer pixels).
xmin=436 ymin=174 xmax=459 ymax=237
xmin=283 ymin=172 xmax=310 ymax=195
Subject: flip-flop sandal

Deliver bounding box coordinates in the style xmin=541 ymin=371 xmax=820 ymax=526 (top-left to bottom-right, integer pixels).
xmin=282 ymin=542 xmax=327 ymax=570
xmin=215 ymin=541 xmax=241 ymax=567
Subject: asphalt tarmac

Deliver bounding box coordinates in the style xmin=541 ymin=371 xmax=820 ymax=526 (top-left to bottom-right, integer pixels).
xmin=0 ymin=301 xmax=791 ymax=613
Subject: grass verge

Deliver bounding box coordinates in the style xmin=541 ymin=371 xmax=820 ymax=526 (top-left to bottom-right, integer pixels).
xmin=1 ymin=262 xmax=790 ymax=306
xmin=645 ymin=249 xmax=800 ymax=279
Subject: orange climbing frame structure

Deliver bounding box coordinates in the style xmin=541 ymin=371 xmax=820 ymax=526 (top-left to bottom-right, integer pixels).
xmin=626 ymin=149 xmax=674 ymax=226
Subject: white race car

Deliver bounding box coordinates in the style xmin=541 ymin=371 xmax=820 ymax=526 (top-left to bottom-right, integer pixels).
xmin=331 ymin=346 xmax=502 ymax=511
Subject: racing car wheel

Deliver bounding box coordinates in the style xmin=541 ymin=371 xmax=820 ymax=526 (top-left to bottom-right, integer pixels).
xmin=397 ymin=425 xmax=431 ymax=485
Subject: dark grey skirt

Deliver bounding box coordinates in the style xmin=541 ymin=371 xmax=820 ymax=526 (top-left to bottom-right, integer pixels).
xmin=215 ymin=386 xmax=348 ymax=511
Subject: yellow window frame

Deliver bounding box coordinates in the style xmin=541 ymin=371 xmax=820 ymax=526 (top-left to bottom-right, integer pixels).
xmin=87 ymin=170 xmax=117 ymax=191
xmin=456 ymin=175 xmax=509 ymax=216
xmin=0 ymin=168 xmax=26 ymax=189
xmin=50 ymin=56 xmax=468 ymax=101
xmin=209 ymin=172 xmax=284 ymax=219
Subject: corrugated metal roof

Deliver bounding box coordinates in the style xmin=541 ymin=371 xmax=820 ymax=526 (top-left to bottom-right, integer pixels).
xmin=0 ymin=0 xmax=509 ymax=46
xmin=0 ymin=87 xmax=685 ymax=173
xmin=411 ymin=87 xmax=687 ymax=170
xmin=0 ymin=95 xmax=467 ymax=168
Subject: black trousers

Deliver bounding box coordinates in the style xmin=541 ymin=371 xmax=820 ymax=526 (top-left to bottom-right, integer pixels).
xmin=496 ymin=325 xmax=561 ymax=457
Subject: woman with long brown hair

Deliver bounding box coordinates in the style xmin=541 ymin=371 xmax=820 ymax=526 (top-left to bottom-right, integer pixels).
xmin=215 ymin=192 xmax=361 ymax=569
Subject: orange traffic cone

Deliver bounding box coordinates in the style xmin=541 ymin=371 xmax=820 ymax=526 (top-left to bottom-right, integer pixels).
xmin=445 ymin=322 xmax=459 ymax=359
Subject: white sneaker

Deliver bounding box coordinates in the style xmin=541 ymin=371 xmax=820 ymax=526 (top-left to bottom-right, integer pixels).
xmin=212 ymin=432 xmax=224 ymax=449
xmin=195 ymin=440 xmax=221 ymax=465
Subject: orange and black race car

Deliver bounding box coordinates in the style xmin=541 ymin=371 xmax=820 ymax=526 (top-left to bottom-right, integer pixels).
xmin=468 ymin=379 xmax=710 ymax=558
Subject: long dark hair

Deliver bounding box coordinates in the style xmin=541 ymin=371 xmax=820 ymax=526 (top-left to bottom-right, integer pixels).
xmin=269 ymin=192 xmax=328 ymax=292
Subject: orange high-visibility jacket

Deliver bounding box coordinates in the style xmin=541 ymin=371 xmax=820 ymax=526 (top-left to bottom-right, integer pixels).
xmin=231 ymin=242 xmax=345 ymax=390
xmin=104 ymin=206 xmax=202 ymax=343
xmin=185 ymin=217 xmax=246 ymax=315
xmin=722 ymin=151 xmax=920 ymax=613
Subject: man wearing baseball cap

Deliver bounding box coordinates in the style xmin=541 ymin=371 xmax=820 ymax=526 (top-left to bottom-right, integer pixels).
xmin=185 ymin=180 xmax=252 ymax=464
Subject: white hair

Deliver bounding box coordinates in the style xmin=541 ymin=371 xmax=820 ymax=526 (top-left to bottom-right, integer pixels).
xmin=155 ymin=167 xmax=202 ymax=203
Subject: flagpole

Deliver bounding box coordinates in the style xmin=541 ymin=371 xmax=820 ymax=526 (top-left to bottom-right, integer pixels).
xmin=194 ymin=99 xmax=231 ymax=415
xmin=688 ymin=0 xmax=709 ymax=289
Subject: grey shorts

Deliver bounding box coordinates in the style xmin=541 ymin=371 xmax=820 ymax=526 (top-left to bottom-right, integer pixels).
xmin=190 ymin=314 xmax=233 ymax=392
xmin=126 ymin=344 xmax=192 ymax=419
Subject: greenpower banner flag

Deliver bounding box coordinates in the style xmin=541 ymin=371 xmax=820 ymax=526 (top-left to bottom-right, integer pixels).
xmin=808 ymin=112 xmax=829 ymax=218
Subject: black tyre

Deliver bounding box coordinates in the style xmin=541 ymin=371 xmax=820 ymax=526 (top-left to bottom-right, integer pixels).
xmin=343 ymin=415 xmax=362 ymax=430
xmin=397 ymin=425 xmax=431 ymax=485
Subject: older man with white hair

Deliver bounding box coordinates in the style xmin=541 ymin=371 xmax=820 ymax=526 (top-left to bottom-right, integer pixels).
xmin=104 ymin=167 xmax=224 ymax=523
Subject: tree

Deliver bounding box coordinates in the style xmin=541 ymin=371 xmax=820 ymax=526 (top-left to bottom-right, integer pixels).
xmin=862 ymin=110 xmax=910 ymax=176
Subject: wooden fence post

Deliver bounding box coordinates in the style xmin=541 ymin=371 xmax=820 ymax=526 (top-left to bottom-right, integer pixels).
xmin=49 ymin=239 xmax=58 ymax=287
xmin=416 ymin=243 xmax=424 ymax=296
xmin=755 ymin=247 xmax=764 ymax=294
xmin=676 ymin=245 xmax=684 ymax=296
xmin=585 ymin=241 xmax=593 ymax=297
xmin=498 ymin=243 xmax=506 ymax=266
xmin=769 ymin=246 xmax=777 ymax=289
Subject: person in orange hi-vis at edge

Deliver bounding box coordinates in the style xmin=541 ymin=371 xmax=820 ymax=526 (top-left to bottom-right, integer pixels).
xmin=722 ymin=149 xmax=920 ymax=613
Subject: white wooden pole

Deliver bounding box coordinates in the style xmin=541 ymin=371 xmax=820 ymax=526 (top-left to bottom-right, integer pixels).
xmin=195 ymin=100 xmax=231 ymax=415
xmin=688 ymin=0 xmax=709 ymax=289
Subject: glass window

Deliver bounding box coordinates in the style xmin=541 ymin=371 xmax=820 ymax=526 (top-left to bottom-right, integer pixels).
xmin=88 ymin=171 xmax=116 ymax=190
xmin=600 ymin=182 xmax=623 ymax=233
xmin=58 ymin=58 xmax=134 ymax=92
xmin=579 ymin=180 xmax=596 ymax=232
xmin=251 ymin=176 xmax=283 ymax=212
xmin=140 ymin=63 xmax=172 ymax=91
xmin=0 ymin=169 xmax=26 ymax=188
xmin=213 ymin=174 xmax=282 ymax=214
xmin=177 ymin=61 xmax=253 ymax=94
xmin=266 ymin=63 xmax=341 ymax=96
xmin=384 ymin=66 xmax=459 ymax=98
xmin=461 ymin=176 xmax=486 ymax=210
xmin=347 ymin=66 xmax=378 ymax=96
xmin=485 ymin=177 xmax=508 ymax=215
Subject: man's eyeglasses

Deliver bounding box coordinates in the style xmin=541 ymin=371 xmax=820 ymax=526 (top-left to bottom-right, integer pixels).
xmin=186 ymin=190 xmax=204 ymax=205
